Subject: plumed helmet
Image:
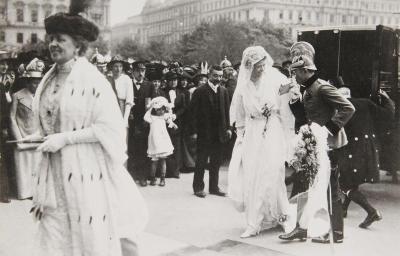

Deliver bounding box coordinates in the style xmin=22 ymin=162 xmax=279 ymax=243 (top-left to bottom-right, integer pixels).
xmin=220 ymin=56 xmax=232 ymax=69
xmin=290 ymin=41 xmax=315 ymax=60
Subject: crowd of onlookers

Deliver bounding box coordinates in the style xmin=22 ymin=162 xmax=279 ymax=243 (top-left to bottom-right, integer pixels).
xmin=4 ymin=49 xmax=293 ymax=201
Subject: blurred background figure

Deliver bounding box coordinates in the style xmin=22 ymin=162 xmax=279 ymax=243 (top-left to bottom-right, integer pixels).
xmin=90 ymin=48 xmax=108 ymax=75
xmin=0 ymin=54 xmax=11 ymax=203
xmin=9 ymin=58 xmax=44 ymax=200
xmin=146 ymin=63 xmax=166 ymax=99
xmin=107 ymin=55 xmax=134 ymax=129
xmin=336 ymin=84 xmax=394 ymax=229
xmin=0 ymin=52 xmax=13 ymax=203
xmin=164 ymin=71 xmax=187 ymax=178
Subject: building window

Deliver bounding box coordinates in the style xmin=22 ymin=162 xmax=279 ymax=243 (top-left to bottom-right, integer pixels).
xmin=0 ymin=31 xmax=5 ymax=42
xmin=330 ymin=14 xmax=334 ymax=23
xmin=289 ymin=10 xmax=293 ymax=20
xmin=0 ymin=7 xmax=6 ymax=19
xmin=31 ymin=9 xmax=38 ymax=23
xmin=264 ymin=9 xmax=269 ymax=20
xmin=342 ymin=15 xmax=346 ymax=23
xmin=31 ymin=33 xmax=38 ymax=43
xmin=279 ymin=11 xmax=283 ymax=19
xmin=354 ymin=16 xmax=359 ymax=24
xmin=17 ymin=33 xmax=23 ymax=43
xmin=17 ymin=8 xmax=24 ymax=22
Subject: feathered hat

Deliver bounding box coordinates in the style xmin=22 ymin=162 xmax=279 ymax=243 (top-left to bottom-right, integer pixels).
xmin=44 ymin=0 xmax=99 ymax=42
xmin=146 ymin=63 xmax=164 ymax=81
xmin=23 ymin=58 xmax=45 ymax=78
xmin=107 ymin=55 xmax=130 ymax=70
xmin=90 ymin=48 xmax=108 ymax=67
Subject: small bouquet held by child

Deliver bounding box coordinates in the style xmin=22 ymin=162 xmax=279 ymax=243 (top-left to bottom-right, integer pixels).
xmin=144 ymin=96 xmax=178 ymax=186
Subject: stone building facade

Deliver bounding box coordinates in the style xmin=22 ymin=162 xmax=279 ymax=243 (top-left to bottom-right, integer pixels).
xmin=0 ymin=0 xmax=111 ymax=51
xmin=114 ymin=0 xmax=400 ymax=44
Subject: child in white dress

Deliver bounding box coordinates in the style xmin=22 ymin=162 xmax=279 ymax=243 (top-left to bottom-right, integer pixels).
xmin=144 ymin=97 xmax=178 ymax=186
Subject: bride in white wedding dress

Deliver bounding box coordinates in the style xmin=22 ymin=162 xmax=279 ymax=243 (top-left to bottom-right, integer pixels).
xmin=228 ymin=46 xmax=295 ymax=238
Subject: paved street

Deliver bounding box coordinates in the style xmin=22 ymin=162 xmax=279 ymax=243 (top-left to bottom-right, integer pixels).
xmin=1 ymin=166 xmax=399 ymax=256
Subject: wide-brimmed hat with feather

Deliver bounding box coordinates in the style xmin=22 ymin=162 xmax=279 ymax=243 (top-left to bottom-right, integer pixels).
xmin=45 ymin=0 xmax=99 ymax=42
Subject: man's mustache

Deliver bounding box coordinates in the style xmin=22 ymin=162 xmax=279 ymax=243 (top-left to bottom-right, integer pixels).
xmin=49 ymin=47 xmax=62 ymax=53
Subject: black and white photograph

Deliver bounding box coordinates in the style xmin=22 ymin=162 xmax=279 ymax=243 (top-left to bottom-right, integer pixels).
xmin=0 ymin=0 xmax=399 ymax=255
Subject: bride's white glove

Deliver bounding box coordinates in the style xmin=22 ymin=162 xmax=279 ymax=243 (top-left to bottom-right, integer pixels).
xmin=37 ymin=133 xmax=68 ymax=153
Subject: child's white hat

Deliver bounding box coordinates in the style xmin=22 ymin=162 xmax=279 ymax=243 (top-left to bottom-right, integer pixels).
xmin=148 ymin=96 xmax=173 ymax=109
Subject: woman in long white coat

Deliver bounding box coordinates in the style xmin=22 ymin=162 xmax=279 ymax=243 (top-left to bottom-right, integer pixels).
xmin=28 ymin=2 xmax=148 ymax=255
xmin=9 ymin=58 xmax=43 ymax=199
xmin=228 ymin=46 xmax=295 ymax=238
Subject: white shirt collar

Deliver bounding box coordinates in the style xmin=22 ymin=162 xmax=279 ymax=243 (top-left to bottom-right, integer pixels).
xmin=208 ymin=81 xmax=219 ymax=93
xmin=133 ymin=78 xmax=143 ymax=89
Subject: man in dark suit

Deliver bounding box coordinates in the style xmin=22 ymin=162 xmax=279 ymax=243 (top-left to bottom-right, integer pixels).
xmin=190 ymin=65 xmax=232 ymax=198
xmin=280 ymin=54 xmax=355 ymax=243
xmin=128 ymin=61 xmax=152 ymax=187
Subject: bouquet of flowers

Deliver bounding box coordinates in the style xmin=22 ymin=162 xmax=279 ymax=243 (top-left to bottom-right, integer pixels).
xmin=289 ymin=124 xmax=319 ymax=190
xmin=261 ymin=103 xmax=273 ymax=137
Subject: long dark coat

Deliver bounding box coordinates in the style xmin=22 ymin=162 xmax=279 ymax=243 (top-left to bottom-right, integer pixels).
xmin=128 ymin=80 xmax=152 ymax=180
xmin=0 ymin=82 xmax=10 ymax=199
xmin=165 ymin=88 xmax=187 ymax=176
xmin=339 ymin=97 xmax=394 ymax=191
xmin=189 ymin=84 xmax=231 ymax=146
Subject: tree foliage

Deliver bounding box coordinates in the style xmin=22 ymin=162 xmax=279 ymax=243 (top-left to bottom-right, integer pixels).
xmin=111 ymin=19 xmax=293 ymax=65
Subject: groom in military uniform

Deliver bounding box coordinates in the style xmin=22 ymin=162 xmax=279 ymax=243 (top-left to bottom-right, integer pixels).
xmin=280 ymin=43 xmax=355 ymax=243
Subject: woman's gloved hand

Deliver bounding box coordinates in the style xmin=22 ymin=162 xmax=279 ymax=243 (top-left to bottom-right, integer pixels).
xmin=37 ymin=133 xmax=68 ymax=153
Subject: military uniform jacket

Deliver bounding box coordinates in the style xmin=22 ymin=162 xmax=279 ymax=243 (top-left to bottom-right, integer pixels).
xmin=290 ymin=75 xmax=355 ymax=149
